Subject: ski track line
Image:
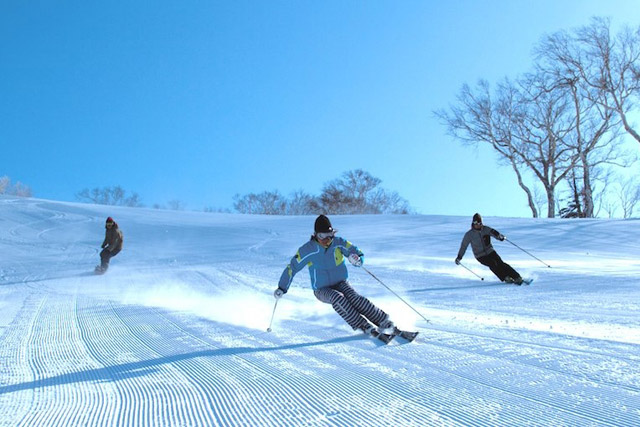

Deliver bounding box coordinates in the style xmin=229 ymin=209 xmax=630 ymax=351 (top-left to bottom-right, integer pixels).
xmin=131 ymin=305 xmax=453 ymax=426
xmin=107 ymin=300 xmax=305 ymax=426
xmin=217 ymin=266 xmax=265 ymax=287
xmin=288 ymin=318 xmax=634 ymax=427
xmin=8 ymin=208 xmax=67 ymax=248
xmin=422 ymin=327 xmax=640 ymax=394
xmin=0 ymin=291 xmax=47 ymax=424
xmin=370 ymin=326 xmax=638 ymax=427
xmin=3 ymin=280 xmax=636 ymax=421
xmin=423 ymin=319 xmax=640 ymax=363
xmin=5 ymin=294 xmax=110 ymax=427
xmin=417 ymin=349 xmax=628 ymax=427
xmin=200 ymin=312 xmax=456 ymax=424
xmin=197 ymin=266 xmax=268 ymax=294
xmin=154 ymin=310 xmax=391 ymax=427
xmin=30 ymin=295 xmax=111 ymax=427
xmin=288 ymin=322 xmax=593 ymax=427
xmin=76 ymin=297 xmax=145 ymax=426
xmin=192 ymin=270 xmax=229 ymax=293
xmin=368 ymin=318 xmax=637 ymax=424
xmin=87 ymin=299 xmax=220 ymax=426
xmin=240 ymin=327 xmax=480 ymax=426
xmin=111 ymin=304 xmax=352 ymax=426
xmin=79 ymin=298 xmax=189 ymax=426
xmin=35 ymin=211 xmax=90 ymax=241
xmin=165 ymin=310 xmax=523 ymax=427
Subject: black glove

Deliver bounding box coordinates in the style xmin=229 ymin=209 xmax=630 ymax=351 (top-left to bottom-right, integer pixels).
xmin=498 ymin=234 xmax=506 ymax=241
xmin=273 ymin=288 xmax=285 ymax=299
xmin=455 ymin=258 xmax=461 ymax=265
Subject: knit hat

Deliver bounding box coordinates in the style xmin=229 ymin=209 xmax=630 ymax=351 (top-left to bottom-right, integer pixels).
xmin=106 ymin=217 xmax=114 ymax=224
xmin=472 ymin=213 xmax=482 ymax=224
xmin=314 ymin=215 xmax=334 ymax=233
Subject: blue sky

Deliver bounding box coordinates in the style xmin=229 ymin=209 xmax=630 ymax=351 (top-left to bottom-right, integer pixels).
xmin=2 ymin=1 xmax=639 ymax=217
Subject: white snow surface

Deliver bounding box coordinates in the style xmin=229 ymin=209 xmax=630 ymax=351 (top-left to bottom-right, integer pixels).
xmin=1 ymin=196 xmax=639 ymax=426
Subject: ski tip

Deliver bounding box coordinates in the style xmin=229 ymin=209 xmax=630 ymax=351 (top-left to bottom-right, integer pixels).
xmin=399 ymin=331 xmax=419 ymax=342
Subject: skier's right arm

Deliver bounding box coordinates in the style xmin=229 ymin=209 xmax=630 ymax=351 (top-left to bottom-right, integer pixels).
xmin=456 ymin=233 xmax=471 ymax=263
xmin=277 ymin=249 xmax=307 ymax=294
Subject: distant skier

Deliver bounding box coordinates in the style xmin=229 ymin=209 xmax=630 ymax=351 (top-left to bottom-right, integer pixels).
xmin=455 ymin=213 xmax=524 ymax=285
xmin=274 ymin=214 xmax=395 ymax=337
xmin=96 ymin=217 xmax=123 ymax=274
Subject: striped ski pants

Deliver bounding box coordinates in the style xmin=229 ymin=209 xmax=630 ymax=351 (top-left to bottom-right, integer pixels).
xmin=314 ymin=281 xmax=388 ymax=330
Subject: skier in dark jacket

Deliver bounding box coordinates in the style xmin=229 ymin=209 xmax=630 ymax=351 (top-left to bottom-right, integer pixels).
xmin=455 ymin=213 xmax=523 ymax=284
xmin=96 ymin=217 xmax=123 ymax=273
xmin=274 ymin=215 xmax=395 ymax=336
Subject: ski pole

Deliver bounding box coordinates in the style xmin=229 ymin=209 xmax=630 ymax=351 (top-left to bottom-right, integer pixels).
xmin=458 ymin=262 xmax=484 ymax=280
xmin=266 ymin=298 xmax=279 ymax=332
xmin=362 ymin=266 xmax=430 ymax=324
xmin=505 ymin=238 xmax=551 ymax=268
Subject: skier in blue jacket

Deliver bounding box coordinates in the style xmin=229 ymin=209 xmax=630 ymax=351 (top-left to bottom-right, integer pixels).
xmin=275 ymin=215 xmax=394 ymax=336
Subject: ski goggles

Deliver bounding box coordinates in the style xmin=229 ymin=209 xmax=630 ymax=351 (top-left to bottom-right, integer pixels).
xmin=316 ymin=231 xmax=335 ymax=240
xmin=472 ymin=221 xmax=482 ymax=226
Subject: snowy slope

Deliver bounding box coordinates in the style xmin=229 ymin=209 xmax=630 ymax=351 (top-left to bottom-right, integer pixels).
xmin=1 ymin=196 xmax=639 ymax=426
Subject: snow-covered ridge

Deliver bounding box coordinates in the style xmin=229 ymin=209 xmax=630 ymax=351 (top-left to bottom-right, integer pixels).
xmin=1 ymin=197 xmax=639 ymax=426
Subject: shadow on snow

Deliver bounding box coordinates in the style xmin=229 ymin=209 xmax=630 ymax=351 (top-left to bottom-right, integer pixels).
xmin=0 ymin=334 xmax=366 ymax=395
xmin=408 ymin=281 xmax=506 ymax=293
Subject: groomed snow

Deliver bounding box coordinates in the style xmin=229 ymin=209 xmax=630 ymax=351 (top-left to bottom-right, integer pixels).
xmin=1 ymin=196 xmax=639 ymax=426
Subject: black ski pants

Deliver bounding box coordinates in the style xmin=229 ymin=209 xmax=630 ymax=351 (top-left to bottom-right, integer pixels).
xmin=314 ymin=281 xmax=388 ymax=331
xmin=100 ymin=248 xmax=121 ymax=270
xmin=476 ymin=251 xmax=520 ymax=282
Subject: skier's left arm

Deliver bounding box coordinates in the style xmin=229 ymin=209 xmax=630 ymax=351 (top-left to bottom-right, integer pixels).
xmin=488 ymin=226 xmax=506 ymax=241
xmin=338 ymin=238 xmax=365 ymax=267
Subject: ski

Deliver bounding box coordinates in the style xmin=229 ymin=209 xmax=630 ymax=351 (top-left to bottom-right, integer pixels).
xmin=505 ymin=277 xmax=533 ymax=286
xmin=370 ymin=329 xmax=395 ymax=344
xmin=391 ymin=327 xmax=419 ymax=342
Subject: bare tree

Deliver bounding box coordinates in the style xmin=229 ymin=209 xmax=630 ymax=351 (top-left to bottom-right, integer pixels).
xmin=319 ymin=169 xmax=410 ymax=214
xmin=437 ymin=18 xmax=639 ymax=218
xmin=0 ymin=176 xmax=9 ymax=194
xmin=76 ymin=186 xmax=143 ymax=207
xmin=233 ymin=191 xmax=287 ymax=215
xmin=536 ymin=21 xmax=637 ymax=217
xmin=286 ymin=190 xmax=320 ymax=215
xmin=584 ymin=18 xmax=640 ymax=144
xmin=12 ymin=182 xmax=32 ymax=197
xmin=232 ymin=170 xmax=411 ymax=215
xmin=618 ymin=176 xmax=640 ymax=218
xmin=436 ymin=76 xmax=580 ymax=218
xmin=320 ymin=169 xmax=381 ymax=214
xmin=0 ymin=176 xmax=33 ymax=197
xmin=539 ymin=18 xmax=640 ymax=144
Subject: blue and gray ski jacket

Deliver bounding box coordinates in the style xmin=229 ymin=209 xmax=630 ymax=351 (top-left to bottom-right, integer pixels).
xmin=277 ymin=236 xmax=365 ymax=292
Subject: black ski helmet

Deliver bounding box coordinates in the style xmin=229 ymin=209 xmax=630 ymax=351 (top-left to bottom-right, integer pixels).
xmin=314 ymin=215 xmax=334 ymax=234
xmin=472 ymin=213 xmax=482 ymax=225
